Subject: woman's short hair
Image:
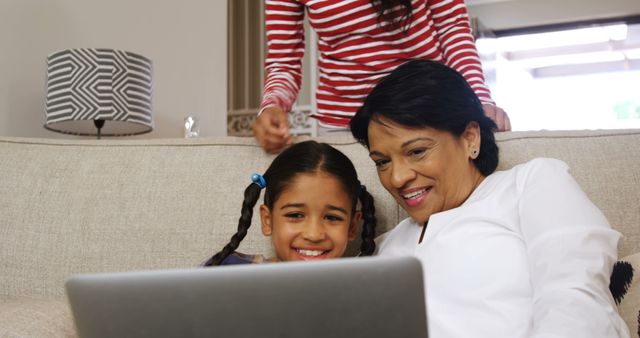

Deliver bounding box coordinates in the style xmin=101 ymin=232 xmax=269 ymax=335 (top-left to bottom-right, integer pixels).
xmin=349 ymin=59 xmax=499 ymax=176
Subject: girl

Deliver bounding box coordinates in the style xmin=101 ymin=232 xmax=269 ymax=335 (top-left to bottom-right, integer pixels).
xmin=203 ymin=140 xmax=376 ymax=266
xmin=253 ymin=0 xmax=510 ymax=153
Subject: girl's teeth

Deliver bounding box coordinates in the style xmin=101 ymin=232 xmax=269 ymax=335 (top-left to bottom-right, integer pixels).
xmin=297 ymin=249 xmax=325 ymax=257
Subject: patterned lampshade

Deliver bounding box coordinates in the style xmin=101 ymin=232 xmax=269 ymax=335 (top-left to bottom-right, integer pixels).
xmin=44 ymin=48 xmax=153 ymax=137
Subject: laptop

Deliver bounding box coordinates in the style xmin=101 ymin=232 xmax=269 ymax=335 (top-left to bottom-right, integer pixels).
xmin=66 ymin=256 xmax=428 ymax=338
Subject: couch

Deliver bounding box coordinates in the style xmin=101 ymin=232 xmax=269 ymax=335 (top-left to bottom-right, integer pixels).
xmin=1 ymin=129 xmax=639 ymax=337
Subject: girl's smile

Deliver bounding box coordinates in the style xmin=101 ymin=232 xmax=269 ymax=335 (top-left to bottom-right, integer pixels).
xmin=293 ymin=248 xmax=330 ymax=260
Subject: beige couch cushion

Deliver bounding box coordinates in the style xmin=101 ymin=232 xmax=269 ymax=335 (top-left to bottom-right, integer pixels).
xmin=0 ymin=136 xmax=398 ymax=300
xmin=1 ymin=129 xmax=639 ymax=302
xmin=0 ymin=298 xmax=76 ymax=338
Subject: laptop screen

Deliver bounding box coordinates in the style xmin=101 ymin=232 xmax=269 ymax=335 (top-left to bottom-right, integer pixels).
xmin=66 ymin=256 xmax=428 ymax=338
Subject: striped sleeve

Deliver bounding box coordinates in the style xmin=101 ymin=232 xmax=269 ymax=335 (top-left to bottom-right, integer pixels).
xmin=261 ymin=0 xmax=306 ymax=114
xmin=429 ymin=0 xmax=494 ymax=105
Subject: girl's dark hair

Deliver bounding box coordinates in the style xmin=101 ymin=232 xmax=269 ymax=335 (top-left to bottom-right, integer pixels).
xmin=369 ymin=0 xmax=413 ymax=31
xmin=350 ymin=59 xmax=499 ymax=176
xmin=204 ymin=141 xmax=376 ymax=266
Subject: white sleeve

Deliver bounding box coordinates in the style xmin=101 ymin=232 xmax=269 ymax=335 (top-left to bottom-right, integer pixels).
xmin=516 ymin=158 xmax=629 ymax=338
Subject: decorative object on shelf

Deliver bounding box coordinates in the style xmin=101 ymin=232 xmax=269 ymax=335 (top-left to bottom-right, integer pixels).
xmin=227 ymin=112 xmax=256 ymax=137
xmin=288 ymin=107 xmax=316 ymax=137
xmin=184 ymin=116 xmax=200 ymax=138
xmin=44 ymin=48 xmax=154 ymax=139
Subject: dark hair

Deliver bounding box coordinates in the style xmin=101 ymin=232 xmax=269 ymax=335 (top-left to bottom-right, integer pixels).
xmin=204 ymin=141 xmax=376 ymax=266
xmin=350 ymin=59 xmax=499 ymax=176
xmin=369 ymin=0 xmax=413 ymax=32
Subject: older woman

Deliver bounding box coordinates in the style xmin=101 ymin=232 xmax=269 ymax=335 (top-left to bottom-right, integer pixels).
xmin=350 ymin=60 xmax=629 ymax=338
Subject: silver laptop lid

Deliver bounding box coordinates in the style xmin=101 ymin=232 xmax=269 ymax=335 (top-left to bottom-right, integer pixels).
xmin=66 ymin=256 xmax=427 ymax=338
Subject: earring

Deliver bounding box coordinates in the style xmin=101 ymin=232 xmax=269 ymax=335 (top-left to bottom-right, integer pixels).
xmin=471 ymin=148 xmax=479 ymax=159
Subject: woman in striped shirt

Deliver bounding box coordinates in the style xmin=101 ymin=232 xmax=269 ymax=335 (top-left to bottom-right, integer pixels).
xmin=254 ymin=0 xmax=510 ymax=153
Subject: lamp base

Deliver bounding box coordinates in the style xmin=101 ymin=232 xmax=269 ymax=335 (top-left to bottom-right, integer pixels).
xmin=94 ymin=119 xmax=105 ymax=139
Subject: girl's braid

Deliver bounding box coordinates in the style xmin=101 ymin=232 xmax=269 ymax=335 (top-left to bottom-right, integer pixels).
xmin=204 ymin=183 xmax=262 ymax=266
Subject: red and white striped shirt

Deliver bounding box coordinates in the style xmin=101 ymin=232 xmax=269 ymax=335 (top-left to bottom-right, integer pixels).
xmin=262 ymin=0 xmax=494 ymax=128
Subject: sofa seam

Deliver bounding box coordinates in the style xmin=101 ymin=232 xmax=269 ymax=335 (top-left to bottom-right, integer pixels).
xmin=3 ymin=130 xmax=639 ymax=147
xmin=496 ymin=131 xmax=640 ymax=142
xmin=0 ymin=139 xmax=362 ymax=148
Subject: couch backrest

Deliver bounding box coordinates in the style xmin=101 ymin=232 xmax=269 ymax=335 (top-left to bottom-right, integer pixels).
xmin=1 ymin=129 xmax=639 ymax=299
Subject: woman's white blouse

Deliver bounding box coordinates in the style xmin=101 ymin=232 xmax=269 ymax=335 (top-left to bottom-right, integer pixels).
xmin=377 ymin=158 xmax=629 ymax=338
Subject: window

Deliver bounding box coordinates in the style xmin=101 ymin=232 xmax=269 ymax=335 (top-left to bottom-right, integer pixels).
xmin=477 ymin=22 xmax=640 ymax=131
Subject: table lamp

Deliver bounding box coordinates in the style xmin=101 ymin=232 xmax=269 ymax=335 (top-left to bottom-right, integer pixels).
xmin=44 ymin=48 xmax=154 ymax=138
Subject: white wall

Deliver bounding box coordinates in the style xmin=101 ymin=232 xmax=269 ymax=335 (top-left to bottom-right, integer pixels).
xmin=0 ymin=0 xmax=227 ymax=139
xmin=467 ymin=0 xmax=640 ymax=32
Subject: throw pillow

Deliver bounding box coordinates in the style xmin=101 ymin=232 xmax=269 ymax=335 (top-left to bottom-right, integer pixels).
xmin=611 ymin=252 xmax=640 ymax=337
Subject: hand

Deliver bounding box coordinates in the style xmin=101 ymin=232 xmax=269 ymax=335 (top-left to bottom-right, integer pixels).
xmin=252 ymin=107 xmax=292 ymax=154
xmin=483 ymin=104 xmax=511 ymax=132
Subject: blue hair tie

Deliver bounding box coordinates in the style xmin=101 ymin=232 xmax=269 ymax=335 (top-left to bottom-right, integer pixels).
xmin=251 ymin=173 xmax=266 ymax=189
